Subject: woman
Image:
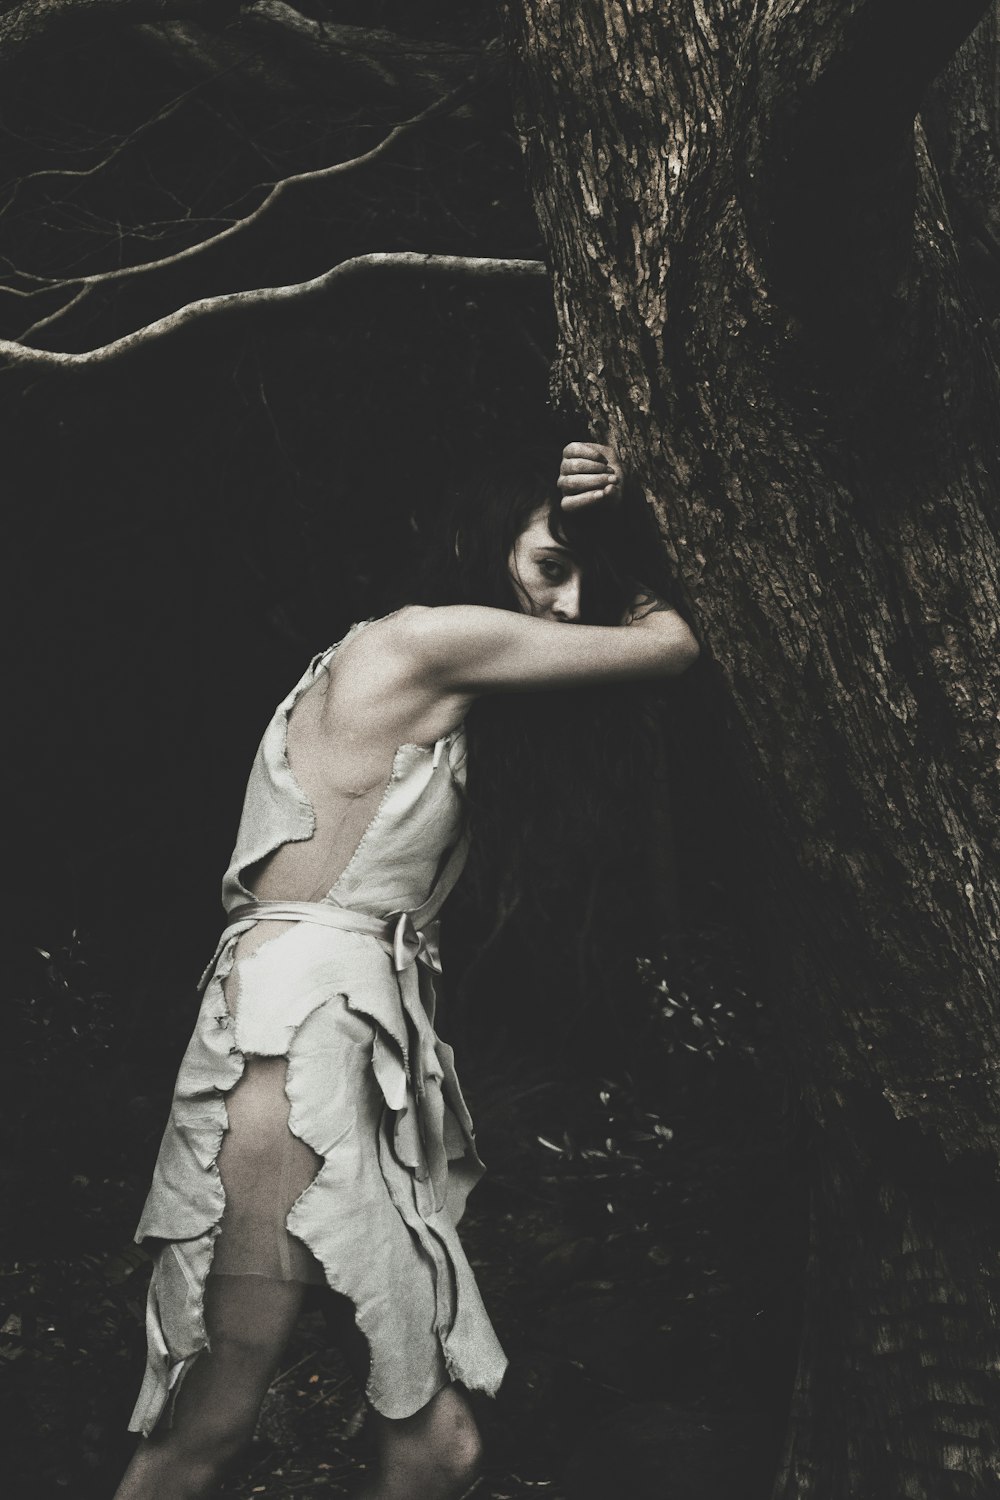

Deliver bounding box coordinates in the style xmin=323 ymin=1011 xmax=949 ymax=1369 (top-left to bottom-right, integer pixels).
xmin=114 ymin=440 xmax=700 ymax=1500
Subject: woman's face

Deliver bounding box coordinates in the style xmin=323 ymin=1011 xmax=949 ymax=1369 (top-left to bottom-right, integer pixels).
xmin=507 ymin=506 xmax=583 ymax=622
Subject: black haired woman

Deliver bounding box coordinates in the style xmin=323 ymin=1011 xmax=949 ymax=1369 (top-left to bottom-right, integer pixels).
xmin=114 ymin=441 xmax=700 ymax=1500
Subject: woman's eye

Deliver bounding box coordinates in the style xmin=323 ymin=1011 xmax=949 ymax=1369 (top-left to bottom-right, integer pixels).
xmin=538 ymin=559 xmax=566 ymax=582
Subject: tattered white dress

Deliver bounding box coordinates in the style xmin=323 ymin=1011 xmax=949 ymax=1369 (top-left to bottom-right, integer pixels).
xmin=129 ymin=622 xmax=508 ymax=1434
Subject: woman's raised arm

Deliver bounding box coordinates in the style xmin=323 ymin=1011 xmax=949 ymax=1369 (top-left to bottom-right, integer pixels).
xmin=386 ymin=601 xmax=700 ymax=695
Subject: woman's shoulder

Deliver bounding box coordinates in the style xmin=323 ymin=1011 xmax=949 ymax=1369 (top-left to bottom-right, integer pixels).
xmin=329 ymin=606 xmax=429 ymax=661
xmin=323 ymin=606 xmax=472 ymax=745
xmin=348 ymin=604 xmax=506 ymax=657
xmin=348 ymin=603 xmax=438 ymax=639
xmin=334 ymin=608 xmax=499 ymax=697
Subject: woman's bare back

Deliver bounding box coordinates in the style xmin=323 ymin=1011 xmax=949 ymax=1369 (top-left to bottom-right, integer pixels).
xmin=244 ymin=618 xmax=467 ymax=904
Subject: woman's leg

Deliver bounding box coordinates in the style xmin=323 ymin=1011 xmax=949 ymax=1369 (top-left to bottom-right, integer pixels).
xmin=357 ymin=1386 xmax=483 ymax=1500
xmin=117 ymin=1049 xmax=322 ymax=1499
xmin=113 ymin=1273 xmax=305 ymax=1500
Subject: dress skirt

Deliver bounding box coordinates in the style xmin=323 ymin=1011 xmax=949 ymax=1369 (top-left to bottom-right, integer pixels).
xmin=128 ymin=915 xmax=508 ymax=1435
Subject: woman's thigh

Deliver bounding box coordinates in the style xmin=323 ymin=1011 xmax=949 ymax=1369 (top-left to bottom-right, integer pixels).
xmin=214 ymin=1055 xmax=325 ymax=1282
xmin=171 ymin=1274 xmax=308 ymax=1442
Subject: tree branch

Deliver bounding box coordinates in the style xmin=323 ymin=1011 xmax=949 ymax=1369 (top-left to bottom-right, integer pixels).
xmin=0 ymin=82 xmax=204 ymax=222
xmin=922 ymin=2 xmax=1000 ymax=331
xmin=0 ymin=75 xmax=483 ymax=340
xmin=242 ymin=1 xmax=485 ymax=83
xmin=0 ymin=0 xmax=492 ymax=111
xmin=132 ymin=12 xmax=491 ymax=112
xmin=0 ymin=0 xmax=234 ymax=64
xmin=748 ymin=0 xmax=991 ymax=322
xmin=18 ymin=284 xmax=90 ymax=340
xmin=0 ymin=252 xmax=548 ymax=371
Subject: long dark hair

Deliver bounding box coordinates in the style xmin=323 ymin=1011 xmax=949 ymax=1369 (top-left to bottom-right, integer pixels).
xmin=409 ymin=449 xmax=653 ymax=625
xmin=403 ymin=445 xmax=679 ymax=1040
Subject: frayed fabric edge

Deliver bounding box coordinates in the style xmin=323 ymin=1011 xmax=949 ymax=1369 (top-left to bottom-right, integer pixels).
xmin=129 ymin=936 xmax=507 ymax=1437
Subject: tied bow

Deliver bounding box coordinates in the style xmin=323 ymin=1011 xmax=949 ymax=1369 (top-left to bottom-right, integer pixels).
xmin=387 ymin=911 xmax=442 ymax=975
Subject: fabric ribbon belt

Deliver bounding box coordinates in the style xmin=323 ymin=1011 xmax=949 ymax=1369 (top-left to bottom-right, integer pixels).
xmin=221 ymin=900 xmax=442 ymax=976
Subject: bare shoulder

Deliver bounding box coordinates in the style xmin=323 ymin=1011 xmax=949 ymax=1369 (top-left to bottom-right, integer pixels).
xmin=332 ymin=604 xmax=428 ymax=663
xmin=322 ymin=606 xmax=471 ymax=746
xmin=380 ymin=603 xmax=506 ymax=651
xmin=353 ymin=603 xmax=513 ymax=672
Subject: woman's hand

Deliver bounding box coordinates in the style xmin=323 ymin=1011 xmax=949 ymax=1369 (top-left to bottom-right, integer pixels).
xmin=557 ymin=441 xmax=624 ymax=511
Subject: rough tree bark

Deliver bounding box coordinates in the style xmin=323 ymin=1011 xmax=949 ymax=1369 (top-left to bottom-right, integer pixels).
xmin=504 ymin=1 xmax=1000 ymax=1495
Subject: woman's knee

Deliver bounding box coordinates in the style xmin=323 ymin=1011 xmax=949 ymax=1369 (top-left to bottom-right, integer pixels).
xmin=374 ymin=1387 xmax=483 ymax=1498
xmin=426 ymin=1384 xmax=481 ymax=1449
xmin=432 ymin=1397 xmax=482 ymax=1487
xmin=444 ymin=1417 xmax=483 ymax=1491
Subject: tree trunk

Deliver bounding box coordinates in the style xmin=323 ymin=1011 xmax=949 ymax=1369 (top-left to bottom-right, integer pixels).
xmin=503 ymin=1 xmax=1000 ymax=1493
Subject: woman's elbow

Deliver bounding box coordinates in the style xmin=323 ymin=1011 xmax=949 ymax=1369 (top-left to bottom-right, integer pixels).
xmin=678 ymin=624 xmax=701 ymax=671
xmin=661 ymin=614 xmax=701 ymax=675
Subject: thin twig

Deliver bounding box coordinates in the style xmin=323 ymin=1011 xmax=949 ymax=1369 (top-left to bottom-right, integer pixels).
xmin=2 ymin=73 xmax=481 ymax=302
xmin=17 ymin=284 xmax=92 ymax=340
xmin=0 ymin=80 xmax=213 ymax=220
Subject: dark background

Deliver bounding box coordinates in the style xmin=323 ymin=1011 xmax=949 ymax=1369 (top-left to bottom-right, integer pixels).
xmin=2 ymin=5 xmax=807 ymax=1495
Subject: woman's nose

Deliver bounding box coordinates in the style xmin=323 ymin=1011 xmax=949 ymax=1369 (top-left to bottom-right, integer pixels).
xmin=553 ymin=576 xmax=581 ymax=622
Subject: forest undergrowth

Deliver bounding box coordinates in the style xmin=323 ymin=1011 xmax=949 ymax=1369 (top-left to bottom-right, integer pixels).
xmin=3 ymin=925 xmax=806 ymax=1500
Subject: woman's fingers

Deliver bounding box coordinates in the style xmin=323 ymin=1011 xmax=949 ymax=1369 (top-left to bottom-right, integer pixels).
xmin=560 ymin=489 xmax=613 ymax=511
xmin=558 ymin=474 xmax=615 ymax=496
xmin=558 ymin=470 xmax=610 ymax=491
xmin=560 ymin=457 xmax=611 ymax=477
xmin=563 ymin=441 xmax=613 ymax=463
xmin=559 ymin=479 xmax=617 ymax=511
xmin=558 ymin=439 xmax=622 ymax=509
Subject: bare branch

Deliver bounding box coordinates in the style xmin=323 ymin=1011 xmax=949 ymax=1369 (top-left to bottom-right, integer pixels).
xmin=0 ymin=0 xmax=230 ymax=65
xmin=749 ymin=0 xmax=991 ymax=320
xmin=755 ymin=0 xmax=991 ymax=136
xmin=0 ymin=0 xmax=491 ymax=112
xmin=154 ymin=3 xmax=491 ymax=107
xmin=18 ymin=285 xmax=91 ymax=340
xmin=0 ymin=82 xmax=207 ymax=221
xmin=0 ymin=252 xmax=548 ymax=371
xmin=243 ymin=2 xmax=482 ymax=75
xmin=922 ymin=2 xmax=1000 ymax=330
xmin=0 ymin=261 xmax=37 ymax=297
xmin=2 ymin=74 xmax=478 ymax=307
